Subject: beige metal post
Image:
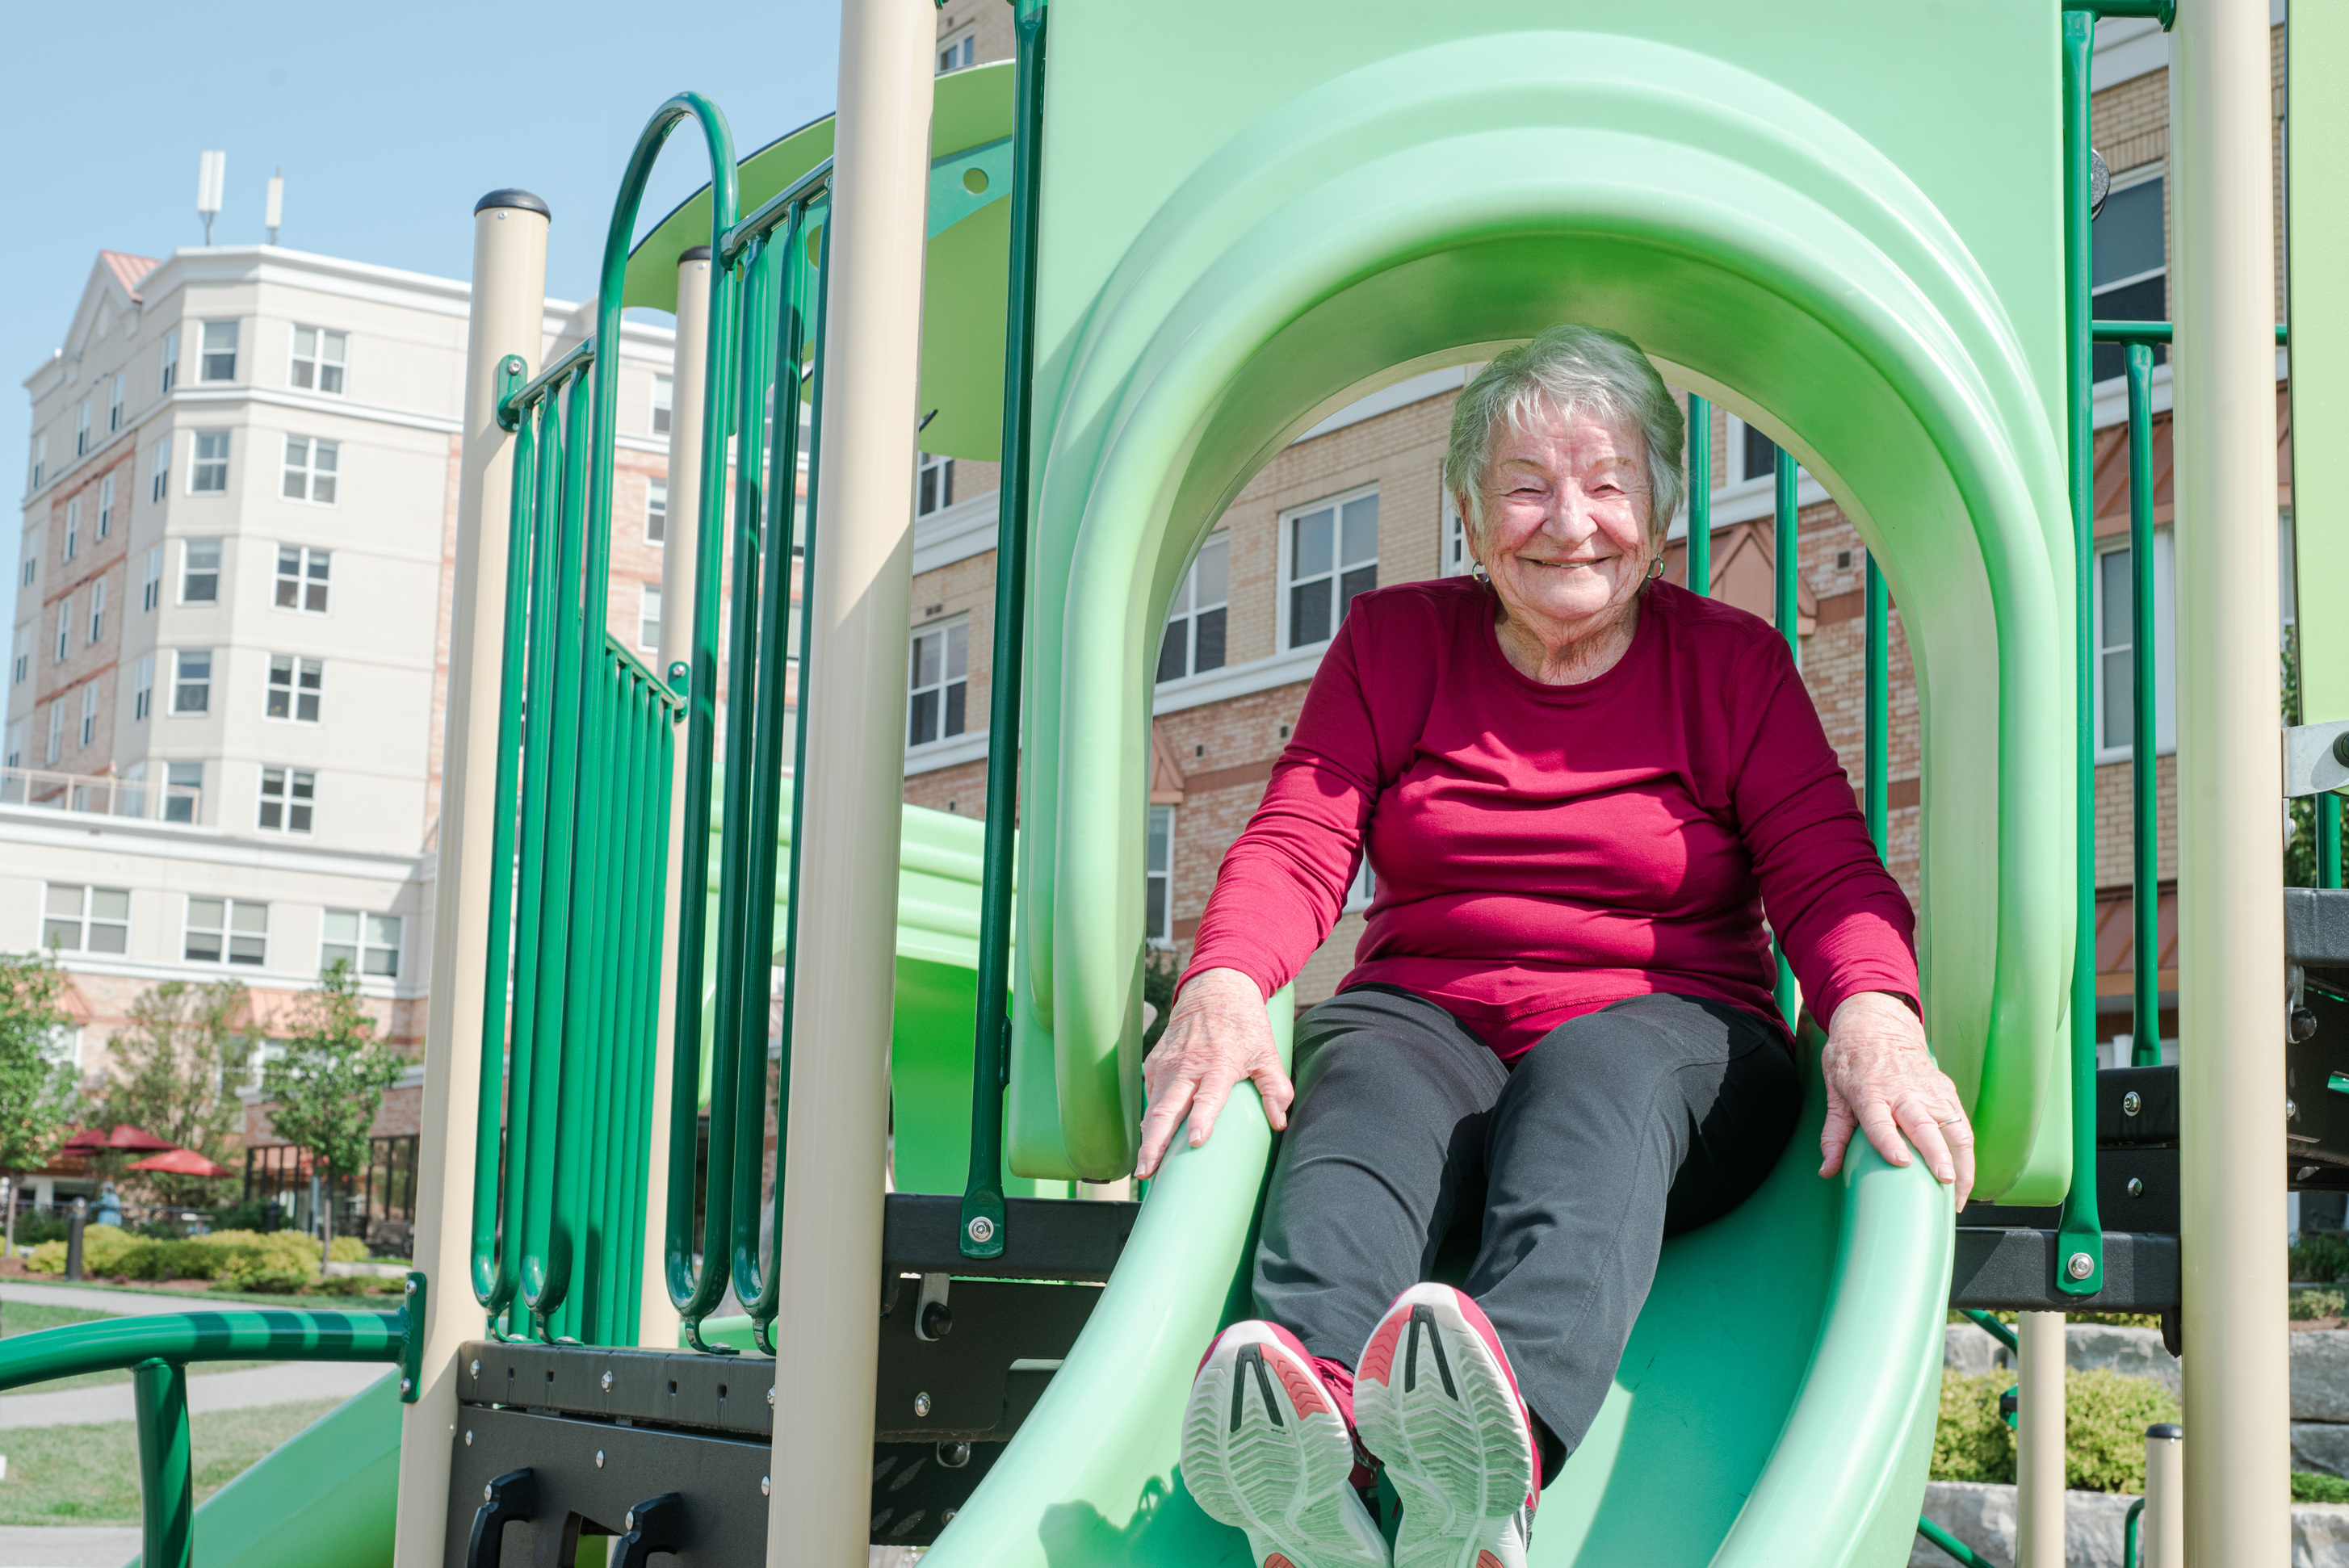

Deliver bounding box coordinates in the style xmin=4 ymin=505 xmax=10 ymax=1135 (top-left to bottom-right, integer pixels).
xmin=2173 ymin=0 xmax=2289 ymax=1560
xmin=763 ymin=2 xmax=933 ymax=1562
xmin=2144 ymin=1423 xmax=2185 ymax=1568
xmin=393 ymin=188 xmax=549 ymax=1568
xmin=2014 ymin=1311 xmax=2066 ymax=1567
xmin=638 ymin=246 xmax=713 ymax=1351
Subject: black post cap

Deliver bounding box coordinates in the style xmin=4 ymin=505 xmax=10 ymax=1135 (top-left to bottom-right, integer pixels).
xmin=680 ymin=245 xmax=713 ymax=262
xmin=2146 ymin=1422 xmax=2183 ymax=1440
xmin=475 ymin=189 xmax=552 ymax=219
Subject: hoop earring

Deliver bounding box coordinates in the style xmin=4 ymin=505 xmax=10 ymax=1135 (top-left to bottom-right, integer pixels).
xmin=1470 ymin=559 xmax=1491 ymax=584
xmin=1645 ymin=556 xmax=1666 ymax=581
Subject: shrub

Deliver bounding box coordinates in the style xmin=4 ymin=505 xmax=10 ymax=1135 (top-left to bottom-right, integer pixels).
xmin=2296 ymin=1471 xmax=2349 ymax=1504
xmin=1933 ymin=1369 xmax=2182 ymax=1492
xmin=2292 ymin=1233 xmax=2349 ymax=1283
xmin=25 ymin=1223 xmax=136 ymax=1277
xmin=328 ymin=1236 xmax=368 ymax=1264
xmin=221 ymin=1267 xmax=314 ymax=1295
xmin=2294 ymin=1288 xmax=2347 ymax=1322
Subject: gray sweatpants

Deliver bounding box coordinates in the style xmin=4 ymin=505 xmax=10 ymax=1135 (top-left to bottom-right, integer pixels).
xmin=1252 ymin=986 xmax=1801 ymax=1480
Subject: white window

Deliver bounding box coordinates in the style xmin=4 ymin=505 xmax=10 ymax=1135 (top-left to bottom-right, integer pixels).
xmin=640 ymin=585 xmax=662 ymax=650
xmin=172 ymin=649 xmax=212 ymax=714
xmin=54 ymin=600 xmax=70 ymax=662
xmin=141 ymin=546 xmax=162 ymax=611
xmin=288 ymin=326 xmax=346 ymax=394
xmin=62 ymin=498 xmax=79 ymax=562
xmin=2093 ymin=530 xmax=2177 ymax=761
xmin=646 ymin=478 xmax=668 ymax=543
xmin=108 ymin=373 xmax=125 ymax=432
xmin=186 ymin=896 xmax=266 ymax=965
xmin=163 ymin=761 xmax=201 ymax=824
xmin=10 ymin=624 xmax=27 ymax=685
xmin=20 ymin=533 xmax=35 ymax=586
xmin=1722 ymin=413 xmax=1781 ymax=487
xmin=266 ymin=655 xmax=322 ymax=722
xmin=97 ymin=473 xmax=115 ymax=539
xmin=1441 ymin=484 xmax=1472 ymax=577
xmin=281 ymin=437 xmax=338 ymax=504
xmin=2 ymin=721 xmax=20 ymax=769
xmin=938 ymin=27 xmax=976 ymax=72
xmin=44 ymin=885 xmax=130 ymax=954
xmin=150 ymin=436 xmax=171 ymax=503
xmin=159 ymin=329 xmax=180 ymax=394
xmin=1145 ymin=804 xmax=1174 ymax=946
xmin=87 ymin=581 xmax=105 ymax=644
xmin=917 ymin=451 xmax=954 ymax=518
xmin=257 ymin=767 xmax=315 ymax=832
xmin=198 ymin=321 xmax=238 ymax=382
xmin=182 ymin=539 xmax=221 ymax=602
xmin=1283 ymin=486 xmax=1378 ymax=649
xmin=78 ymin=684 xmax=97 ymax=748
xmin=275 ymin=546 xmax=329 ymax=612
xmin=75 ymin=400 xmax=91 ymax=458
xmin=322 ymin=911 xmax=401 ymax=978
xmin=908 ymin=619 xmax=969 ymax=747
xmin=191 ymin=431 xmax=229 ymax=493
xmin=134 ymin=654 xmax=153 ymax=721
xmin=2093 ymin=174 xmax=2166 ymax=384
xmin=30 ymin=430 xmax=44 ymax=490
xmin=1157 ymin=531 xmax=1229 ymax=683
xmin=44 ymin=702 xmax=63 ymax=765
xmin=1344 ymin=854 xmax=1376 ymax=913
xmin=652 ymin=375 xmax=673 ymax=436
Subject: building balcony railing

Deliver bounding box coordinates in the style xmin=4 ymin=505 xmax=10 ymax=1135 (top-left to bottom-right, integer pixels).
xmin=0 ymin=765 xmax=201 ymax=825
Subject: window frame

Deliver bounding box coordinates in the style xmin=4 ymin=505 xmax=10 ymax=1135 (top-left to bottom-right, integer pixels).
xmin=44 ymin=701 xmax=63 ymax=765
xmin=53 ymin=599 xmax=69 ymax=663
xmin=181 ymin=538 xmax=222 ymax=604
xmin=652 ymin=374 xmax=673 ymax=435
xmin=639 ymin=585 xmax=662 ymax=651
xmin=141 ymin=546 xmax=162 ymax=611
xmin=63 ymin=497 xmax=80 ymax=562
xmin=134 ymin=653 xmax=153 ymax=721
xmin=2091 ymin=169 xmax=2167 ymax=386
xmin=184 ymin=895 xmax=267 ymax=966
xmin=265 ymin=654 xmax=324 ymax=723
xmin=916 ymin=451 xmax=955 ymax=518
xmin=43 ymin=883 xmax=131 ymax=955
xmin=2090 ymin=526 xmax=2178 ymax=765
xmin=87 ymin=580 xmax=105 ymax=644
xmin=1277 ymin=482 xmax=1381 ymax=652
xmin=280 ymin=435 xmax=339 ymax=505
xmin=198 ymin=320 xmax=239 ymax=383
xmin=171 ymin=648 xmax=213 ymax=715
xmin=150 ymin=435 xmax=171 ymax=503
xmin=10 ymin=623 xmax=27 ymax=685
xmin=907 ymin=615 xmax=971 ymax=749
xmin=274 ymin=545 xmax=330 ymax=613
xmin=321 ymin=909 xmax=402 ymax=979
xmin=189 ymin=430 xmax=229 ymax=494
xmin=1156 ymin=530 xmax=1230 ymax=685
xmin=78 ymin=683 xmax=97 ymax=748
xmin=30 ymin=430 xmax=44 ymax=491
xmin=287 ymin=325 xmax=348 ymax=396
xmin=97 ymin=472 xmax=115 ymax=539
xmin=646 ymin=476 xmax=668 ymax=543
xmin=256 ymin=766 xmax=316 ymax=833
xmin=937 ymin=27 xmax=977 ymax=73
xmin=159 ymin=329 xmax=180 ymax=394
xmin=75 ymin=399 xmax=91 ymax=457
xmin=1144 ymin=803 xmax=1174 ymax=947
xmin=108 ymin=372 xmax=125 ymax=432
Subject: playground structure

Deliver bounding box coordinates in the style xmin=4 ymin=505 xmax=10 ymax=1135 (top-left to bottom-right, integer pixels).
xmin=0 ymin=0 xmax=2341 ymax=1564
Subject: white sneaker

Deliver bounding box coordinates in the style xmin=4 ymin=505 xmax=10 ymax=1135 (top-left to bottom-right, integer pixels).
xmin=1352 ymin=1285 xmax=1539 ymax=1568
xmin=1181 ymin=1320 xmax=1392 ymax=1568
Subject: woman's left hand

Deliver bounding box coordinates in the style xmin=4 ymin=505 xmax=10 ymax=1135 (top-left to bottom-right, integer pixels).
xmin=1818 ymin=991 xmax=1974 ymax=1210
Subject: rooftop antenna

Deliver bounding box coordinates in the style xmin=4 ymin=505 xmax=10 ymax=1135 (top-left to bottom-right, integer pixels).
xmin=265 ymin=167 xmax=283 ymax=246
xmin=197 ymin=150 xmax=226 ymax=245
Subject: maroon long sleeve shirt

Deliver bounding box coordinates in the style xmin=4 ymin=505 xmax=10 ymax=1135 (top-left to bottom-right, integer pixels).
xmin=1180 ymin=576 xmax=1919 ymax=1060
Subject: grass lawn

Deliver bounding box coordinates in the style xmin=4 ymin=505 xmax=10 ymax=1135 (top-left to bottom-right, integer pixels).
xmin=0 ymin=1397 xmax=345 ymax=1526
xmin=6 ymin=1278 xmax=407 ymax=1309
xmin=1 ymin=1300 xmax=276 ymax=1392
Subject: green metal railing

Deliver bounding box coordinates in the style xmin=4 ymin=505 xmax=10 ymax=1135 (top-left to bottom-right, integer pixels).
xmin=0 ymin=1282 xmax=423 ymax=1568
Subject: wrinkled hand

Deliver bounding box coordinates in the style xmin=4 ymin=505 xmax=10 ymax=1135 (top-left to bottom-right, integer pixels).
xmin=1818 ymin=991 xmax=1974 ymax=1210
xmin=1135 ymin=967 xmax=1294 ymax=1179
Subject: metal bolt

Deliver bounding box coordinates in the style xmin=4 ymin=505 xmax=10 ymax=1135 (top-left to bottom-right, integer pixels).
xmin=761 ymin=1477 xmax=772 ymax=1497
xmin=602 ymin=1370 xmax=614 ymax=1392
xmin=2128 ymin=1176 xmax=2144 ymax=1197
xmin=626 ymin=1511 xmax=636 ymax=1532
xmin=967 ymin=1215 xmax=995 ymax=1245
xmin=767 ymin=1386 xmax=775 ymax=1407
xmin=405 ymin=1278 xmax=417 ymax=1294
xmin=915 ymin=1391 xmax=933 ymax=1418
xmin=2334 ymin=732 xmax=2349 ymax=768
xmin=942 ymin=1510 xmax=957 ymax=1526
xmin=470 ymin=1358 xmax=480 ymax=1379
xmin=2067 ymin=1251 xmax=2095 ymax=1281
xmin=2290 ymin=1098 xmax=2301 ymax=1119
xmin=595 ymin=1450 xmax=606 ymax=1469
xmin=401 ymin=1377 xmax=413 ymax=1394
xmin=484 ymin=1484 xmax=494 ymax=1503
xmin=2122 ymin=1091 xmax=2142 ymax=1117
xmin=465 ymin=1431 xmax=474 ymax=1447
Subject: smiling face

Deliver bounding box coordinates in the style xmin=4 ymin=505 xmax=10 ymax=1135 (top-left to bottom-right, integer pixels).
xmin=1466 ymin=399 xmax=1657 ymax=636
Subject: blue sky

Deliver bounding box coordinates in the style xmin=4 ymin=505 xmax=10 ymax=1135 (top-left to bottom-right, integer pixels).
xmin=2 ymin=0 xmax=844 ymax=594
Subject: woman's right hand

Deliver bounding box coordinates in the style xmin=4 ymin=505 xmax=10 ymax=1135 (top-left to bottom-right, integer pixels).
xmin=1135 ymin=966 xmax=1294 ymax=1179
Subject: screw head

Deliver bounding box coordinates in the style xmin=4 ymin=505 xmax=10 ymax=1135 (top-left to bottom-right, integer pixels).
xmin=405 ymin=1278 xmax=417 ymax=1294
xmin=469 ymin=1358 xmax=480 ymax=1378
xmin=2290 ymin=1098 xmax=2301 ymax=1120
xmin=767 ymin=1386 xmax=775 ymax=1407
xmin=625 ymin=1511 xmax=636 ymax=1532
xmin=595 ymin=1450 xmax=606 ymax=1469
xmin=915 ymin=1391 xmax=933 ymax=1418
xmin=401 ymin=1377 xmax=412 ymax=1394
xmin=2067 ymin=1251 xmax=2095 ymax=1281
xmin=967 ymin=1215 xmax=995 ymax=1244
xmin=2122 ymin=1091 xmax=2142 ymax=1117
xmin=465 ymin=1430 xmax=473 ymax=1447
xmin=601 ymin=1370 xmax=614 ymax=1392
xmin=2128 ymin=1176 xmax=2144 ymax=1197
xmin=761 ymin=1476 xmax=772 ymax=1497
xmin=484 ymin=1484 xmax=494 ymax=1502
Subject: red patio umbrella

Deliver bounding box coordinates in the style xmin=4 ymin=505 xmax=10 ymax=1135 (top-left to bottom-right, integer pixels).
xmin=101 ymin=1125 xmax=174 ymax=1152
xmin=58 ymin=1127 xmax=108 ymax=1153
xmin=126 ymin=1147 xmax=230 ymax=1178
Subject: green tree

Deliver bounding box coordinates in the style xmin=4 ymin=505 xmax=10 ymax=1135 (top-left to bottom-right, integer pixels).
xmin=104 ymin=979 xmax=254 ymax=1208
xmin=260 ymin=962 xmax=405 ymax=1273
xmin=0 ymin=952 xmax=82 ymax=1254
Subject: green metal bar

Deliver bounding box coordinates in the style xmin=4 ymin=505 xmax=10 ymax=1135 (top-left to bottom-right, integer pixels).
xmin=1772 ymin=446 xmax=1800 ymax=1030
xmin=133 ymin=1360 xmax=192 ymax=1568
xmin=2057 ymin=6 xmax=2105 ymax=1294
xmin=2089 ymin=321 xmax=2288 ymax=346
xmin=1916 ymin=1516 xmax=1998 ymax=1568
xmin=964 ymin=0 xmax=1050 ymax=1260
xmin=2127 ymin=342 xmax=2162 ymax=1067
xmin=2125 ymin=1497 xmax=2146 ymax=1568
xmin=1687 ymin=393 xmax=1711 ymax=596
xmin=0 ymin=1309 xmax=408 ymax=1393
xmin=757 ymin=198 xmax=833 ymax=1355
xmin=472 ymin=355 xmax=535 ymax=1314
xmin=2323 ymin=793 xmax=2344 ymax=888
xmin=1960 ymin=1306 xmax=2020 ymax=1352
xmin=1866 ymin=554 xmax=1890 ymax=857
xmin=721 ymin=158 xmax=837 ymax=266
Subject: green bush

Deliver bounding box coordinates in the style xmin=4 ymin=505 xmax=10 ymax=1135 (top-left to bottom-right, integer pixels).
xmin=2294 ymin=1288 xmax=2347 ymax=1322
xmin=1933 ymin=1369 xmax=2181 ymax=1492
xmin=328 ymin=1236 xmax=368 ymax=1264
xmin=2296 ymin=1471 xmax=2349 ymax=1503
xmin=218 ymin=1268 xmax=313 ymax=1295
xmin=2292 ymin=1233 xmax=2349 ymax=1283
xmin=26 ymin=1224 xmax=136 ymax=1277
xmin=31 ymin=1226 xmax=337 ymax=1288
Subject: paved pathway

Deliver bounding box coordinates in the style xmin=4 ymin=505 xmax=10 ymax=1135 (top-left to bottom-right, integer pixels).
xmin=0 ymin=1360 xmax=385 ymax=1430
xmin=0 ymin=1282 xmax=212 ymax=1318
xmin=0 ymin=1526 xmax=140 ymax=1568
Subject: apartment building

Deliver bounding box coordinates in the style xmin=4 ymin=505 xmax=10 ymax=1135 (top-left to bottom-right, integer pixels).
xmin=899 ymin=15 xmax=2300 ymax=1059
xmin=8 ymin=241 xmax=677 ymax=1084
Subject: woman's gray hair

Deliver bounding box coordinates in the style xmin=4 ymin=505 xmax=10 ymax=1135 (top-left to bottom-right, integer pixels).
xmin=1443 ymin=325 xmax=1687 ymax=551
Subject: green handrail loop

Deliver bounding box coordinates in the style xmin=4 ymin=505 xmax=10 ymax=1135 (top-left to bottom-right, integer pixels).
xmin=2125 ymin=341 xmax=2161 ymax=1066
xmin=1866 ymin=553 xmax=1890 ymax=857
xmin=1772 ymin=445 xmax=1801 ymax=1033
xmin=135 ymin=1357 xmax=194 ymax=1568
xmin=963 ymin=0 xmax=1049 ymax=1261
xmin=1916 ymin=1514 xmax=1997 ymax=1567
xmin=1686 ymin=392 xmax=1711 ymax=597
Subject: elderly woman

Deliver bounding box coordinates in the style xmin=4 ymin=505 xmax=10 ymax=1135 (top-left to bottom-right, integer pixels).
xmin=1151 ymin=326 xmax=1974 ymax=1568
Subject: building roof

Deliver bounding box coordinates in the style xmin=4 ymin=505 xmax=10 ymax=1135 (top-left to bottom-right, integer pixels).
xmin=99 ymin=250 xmax=161 ymax=302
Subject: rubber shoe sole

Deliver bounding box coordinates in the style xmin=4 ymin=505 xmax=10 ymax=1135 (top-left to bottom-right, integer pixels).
xmin=1181 ymin=1321 xmax=1391 ymax=1568
xmin=1353 ymin=1285 xmax=1537 ymax=1568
